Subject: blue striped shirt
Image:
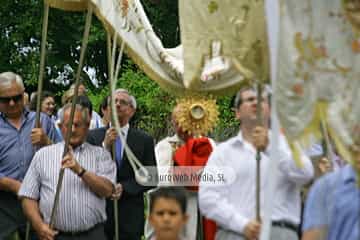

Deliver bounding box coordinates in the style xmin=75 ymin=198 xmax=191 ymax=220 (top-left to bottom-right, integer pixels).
xmin=302 ymin=165 xmax=360 ymax=240
xmin=18 ymin=142 xmax=116 ymax=232
xmin=0 ymin=109 xmax=59 ymax=181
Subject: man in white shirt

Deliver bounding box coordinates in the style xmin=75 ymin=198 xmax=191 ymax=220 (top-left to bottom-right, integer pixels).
xmin=199 ymin=87 xmax=314 ymax=240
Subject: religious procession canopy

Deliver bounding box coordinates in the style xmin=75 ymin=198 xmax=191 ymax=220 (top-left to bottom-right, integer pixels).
xmin=45 ymin=0 xmax=269 ymax=96
xmin=275 ymin=0 xmax=360 ymax=168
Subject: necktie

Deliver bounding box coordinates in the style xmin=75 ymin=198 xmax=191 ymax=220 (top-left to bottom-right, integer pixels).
xmin=115 ymin=136 xmax=123 ymax=168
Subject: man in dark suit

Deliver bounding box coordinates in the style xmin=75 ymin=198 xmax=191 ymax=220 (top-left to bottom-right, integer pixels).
xmin=87 ymin=88 xmax=156 ymax=240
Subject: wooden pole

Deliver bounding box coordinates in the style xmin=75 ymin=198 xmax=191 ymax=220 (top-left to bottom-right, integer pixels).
xmin=320 ymin=120 xmax=334 ymax=169
xmin=49 ymin=5 xmax=93 ymax=227
xmin=35 ymin=3 xmax=49 ymax=128
xmin=107 ymin=31 xmax=120 ymax=240
xmin=255 ymin=83 xmax=263 ymax=222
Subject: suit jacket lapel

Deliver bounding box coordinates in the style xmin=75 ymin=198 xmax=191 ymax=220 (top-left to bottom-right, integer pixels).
xmin=124 ymin=128 xmax=144 ymax=164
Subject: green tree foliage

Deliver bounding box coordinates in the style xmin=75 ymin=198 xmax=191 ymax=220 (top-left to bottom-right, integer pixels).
xmin=88 ymin=58 xmax=176 ymax=142
xmin=0 ymin=1 xmax=108 ymax=94
xmin=141 ymin=0 xmax=180 ymax=48
xmin=0 ymin=0 xmax=239 ymax=142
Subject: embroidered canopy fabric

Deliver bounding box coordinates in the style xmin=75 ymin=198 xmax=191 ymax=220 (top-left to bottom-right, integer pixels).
xmin=276 ymin=0 xmax=360 ymax=165
xmin=178 ymin=0 xmax=269 ymax=91
xmin=45 ymin=0 xmax=269 ymax=96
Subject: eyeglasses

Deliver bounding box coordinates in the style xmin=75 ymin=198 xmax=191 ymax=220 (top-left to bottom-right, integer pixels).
xmin=0 ymin=94 xmax=23 ymax=104
xmin=115 ymin=99 xmax=131 ymax=106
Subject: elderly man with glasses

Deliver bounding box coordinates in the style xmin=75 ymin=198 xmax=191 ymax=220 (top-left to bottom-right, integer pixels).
xmin=19 ymin=103 xmax=116 ymax=240
xmin=87 ymin=88 xmax=157 ymax=240
xmin=0 ymin=72 xmax=58 ymax=239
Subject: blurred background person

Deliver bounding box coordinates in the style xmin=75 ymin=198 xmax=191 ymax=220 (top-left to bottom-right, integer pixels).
xmin=29 ymin=91 xmax=57 ymax=120
xmin=99 ymin=95 xmax=111 ymax=128
xmin=23 ymin=92 xmax=30 ymax=109
xmin=29 ymin=91 xmax=61 ymax=141
xmin=57 ymin=83 xmax=102 ymax=129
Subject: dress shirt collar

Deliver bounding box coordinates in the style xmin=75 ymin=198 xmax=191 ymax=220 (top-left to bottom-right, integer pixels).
xmin=343 ymin=164 xmax=356 ymax=184
xmin=234 ymin=131 xmax=245 ymax=144
xmin=108 ymin=123 xmax=130 ymax=138
xmin=234 ymin=130 xmax=273 ymax=142
xmin=233 ymin=131 xmax=253 ymax=149
xmin=232 ymin=131 xmax=258 ymax=154
xmin=167 ymin=134 xmax=185 ymax=150
xmin=168 ymin=134 xmax=183 ymax=143
xmin=232 ymin=129 xmax=273 ymax=154
xmin=120 ymin=123 xmax=129 ymax=138
xmin=59 ymin=141 xmax=88 ymax=153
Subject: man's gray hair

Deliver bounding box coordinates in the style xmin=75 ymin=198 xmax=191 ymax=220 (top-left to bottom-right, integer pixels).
xmin=59 ymin=103 xmax=90 ymax=124
xmin=0 ymin=72 xmax=24 ymax=90
xmin=115 ymin=88 xmax=137 ymax=109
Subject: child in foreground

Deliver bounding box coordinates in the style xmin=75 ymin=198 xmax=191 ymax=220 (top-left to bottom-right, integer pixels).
xmin=148 ymin=187 xmax=189 ymax=240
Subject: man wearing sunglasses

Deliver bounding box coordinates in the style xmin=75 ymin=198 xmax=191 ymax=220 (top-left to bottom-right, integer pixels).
xmin=0 ymin=72 xmax=58 ymax=239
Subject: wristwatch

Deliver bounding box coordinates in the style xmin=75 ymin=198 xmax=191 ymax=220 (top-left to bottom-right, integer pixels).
xmin=78 ymin=167 xmax=86 ymax=177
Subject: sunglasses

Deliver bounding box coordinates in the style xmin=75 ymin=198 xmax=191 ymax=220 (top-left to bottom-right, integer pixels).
xmin=0 ymin=94 xmax=23 ymax=104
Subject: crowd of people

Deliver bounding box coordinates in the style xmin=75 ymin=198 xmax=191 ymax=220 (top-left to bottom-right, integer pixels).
xmin=0 ymin=71 xmax=358 ymax=240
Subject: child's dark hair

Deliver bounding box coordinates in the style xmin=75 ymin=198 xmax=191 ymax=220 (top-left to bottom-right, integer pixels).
xmin=150 ymin=187 xmax=188 ymax=214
